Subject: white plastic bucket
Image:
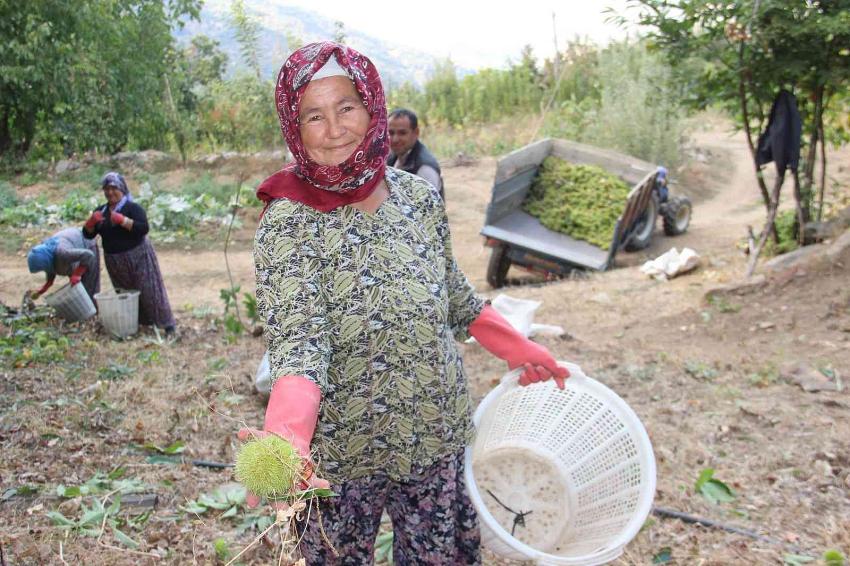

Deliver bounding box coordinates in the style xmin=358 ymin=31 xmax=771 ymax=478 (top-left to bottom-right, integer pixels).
xmin=44 ymin=283 xmax=96 ymax=322
xmin=94 ymin=288 xmax=140 ymax=338
xmin=464 ymin=362 xmax=656 ymax=566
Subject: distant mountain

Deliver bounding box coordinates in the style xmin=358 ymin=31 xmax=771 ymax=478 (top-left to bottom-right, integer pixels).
xmin=174 ymin=0 xmax=448 ymax=88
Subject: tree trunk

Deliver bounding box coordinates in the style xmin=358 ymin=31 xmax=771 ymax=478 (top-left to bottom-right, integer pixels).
xmin=801 ymin=85 xmax=824 ymax=222
xmin=16 ymin=110 xmax=35 ymax=156
xmin=817 ymin=117 xmax=827 ymax=222
xmin=737 ymin=45 xmax=771 ymax=211
xmin=163 ymin=74 xmax=187 ymax=166
xmin=792 ymin=169 xmax=804 ymax=245
xmin=0 ymin=107 xmax=12 ymax=156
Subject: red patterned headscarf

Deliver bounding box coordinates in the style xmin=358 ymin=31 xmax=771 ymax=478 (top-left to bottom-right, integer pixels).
xmin=256 ymin=41 xmax=389 ymax=213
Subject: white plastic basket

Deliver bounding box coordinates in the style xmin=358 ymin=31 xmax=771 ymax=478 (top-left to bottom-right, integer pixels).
xmin=44 ymin=283 xmax=96 ymax=322
xmin=464 ymin=362 xmax=656 ymax=566
xmin=94 ymin=289 xmax=140 ymax=338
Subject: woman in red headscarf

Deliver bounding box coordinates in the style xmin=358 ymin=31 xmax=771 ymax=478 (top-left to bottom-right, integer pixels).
xmin=240 ymin=41 xmax=570 ymax=564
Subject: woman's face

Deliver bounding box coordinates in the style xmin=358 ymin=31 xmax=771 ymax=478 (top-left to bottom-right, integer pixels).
xmin=298 ymin=76 xmax=371 ymax=166
xmin=103 ymin=185 xmax=123 ymax=206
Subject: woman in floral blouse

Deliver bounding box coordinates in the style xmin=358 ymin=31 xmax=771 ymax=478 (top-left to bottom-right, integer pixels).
xmin=240 ymin=41 xmax=570 ymax=565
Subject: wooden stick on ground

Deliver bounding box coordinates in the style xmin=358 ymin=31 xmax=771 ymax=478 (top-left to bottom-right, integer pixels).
xmin=652 ymin=506 xmax=805 ymax=554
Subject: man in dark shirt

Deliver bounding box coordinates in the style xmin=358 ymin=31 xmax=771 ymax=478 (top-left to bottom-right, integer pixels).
xmin=387 ymin=109 xmax=444 ymax=200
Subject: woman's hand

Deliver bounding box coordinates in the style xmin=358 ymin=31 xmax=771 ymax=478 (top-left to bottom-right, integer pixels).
xmin=84 ymin=210 xmax=104 ymax=232
xmin=236 ymin=427 xmax=329 ymax=509
xmin=30 ymin=276 xmax=56 ymax=299
xmin=69 ymin=265 xmax=86 ymax=286
xmin=469 ymin=304 xmax=570 ymax=389
xmin=110 ymin=211 xmax=127 ymax=226
xmin=235 ymin=375 xmax=324 ymax=509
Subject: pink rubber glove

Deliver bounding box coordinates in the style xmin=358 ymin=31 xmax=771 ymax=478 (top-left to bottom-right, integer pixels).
xmin=69 ymin=265 xmax=86 ymax=286
xmin=84 ymin=210 xmax=104 ymax=232
xmin=469 ymin=304 xmax=570 ymax=389
xmin=237 ymin=375 xmax=329 ymax=508
xmin=110 ymin=211 xmax=126 ymax=226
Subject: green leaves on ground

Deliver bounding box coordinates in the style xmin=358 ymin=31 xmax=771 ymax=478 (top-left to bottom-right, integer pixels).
xmin=784 ymin=554 xmax=816 ymax=565
xmin=55 ymin=468 xmax=145 ymax=499
xmin=2 ymin=485 xmax=38 ymax=500
xmin=97 ymin=363 xmax=134 ymax=381
xmin=141 ymin=440 xmax=186 ymax=455
xmin=181 ymin=484 xmax=246 ymax=518
xmin=694 ymin=469 xmax=735 ymax=504
xmin=652 ymin=547 xmax=673 ymax=564
xmin=824 ymin=550 xmax=847 ymax=566
xmin=1 ymin=306 xmax=71 ymax=367
xmin=47 ymin=470 xmax=150 ymax=549
xmin=47 ymin=495 xmax=122 ymax=537
xmin=47 ymin=494 xmax=147 ymax=549
xmin=707 ymin=295 xmax=741 ymax=314
xmin=784 ymin=550 xmax=846 ymax=566
xmin=683 ymin=360 xmax=719 ymax=381
xmin=523 ymin=157 xmax=630 ymax=250
xmin=135 ymin=438 xmax=186 ymax=465
xmin=213 ymin=537 xmax=231 ymax=562
xmin=267 ymin=487 xmax=338 ymax=503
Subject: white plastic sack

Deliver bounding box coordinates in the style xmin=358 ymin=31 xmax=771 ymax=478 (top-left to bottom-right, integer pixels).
xmin=468 ymin=294 xmax=565 ymax=343
xmin=254 ymin=351 xmax=271 ymax=394
xmin=640 ymin=247 xmax=700 ymax=281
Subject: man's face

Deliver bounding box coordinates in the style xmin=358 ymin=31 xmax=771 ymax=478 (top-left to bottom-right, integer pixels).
xmin=388 ymin=115 xmax=419 ymax=156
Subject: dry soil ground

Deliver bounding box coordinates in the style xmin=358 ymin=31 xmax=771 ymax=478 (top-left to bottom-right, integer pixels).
xmin=2 ymin=125 xmax=850 ymax=565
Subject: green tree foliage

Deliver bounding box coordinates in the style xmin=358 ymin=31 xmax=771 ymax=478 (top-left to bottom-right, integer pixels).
xmin=229 ymin=0 xmax=261 ymax=79
xmin=390 ymin=39 xmax=685 ymax=169
xmin=164 ymin=34 xmax=229 ymax=162
xmin=584 ymin=42 xmax=685 ymax=169
xmin=196 ymin=73 xmax=279 ymax=152
xmin=182 ymin=35 xmax=229 ymax=94
xmin=0 ymin=0 xmax=200 ymax=159
xmin=621 ymin=0 xmax=850 ymax=232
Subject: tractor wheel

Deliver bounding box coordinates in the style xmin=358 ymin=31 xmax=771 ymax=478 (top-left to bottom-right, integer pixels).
xmin=661 ymin=196 xmax=692 ymax=236
xmin=625 ymin=195 xmax=658 ymax=251
xmin=486 ymin=245 xmax=511 ymax=288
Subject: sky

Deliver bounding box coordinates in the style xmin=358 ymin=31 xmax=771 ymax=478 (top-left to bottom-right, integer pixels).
xmin=277 ymin=0 xmax=635 ymax=70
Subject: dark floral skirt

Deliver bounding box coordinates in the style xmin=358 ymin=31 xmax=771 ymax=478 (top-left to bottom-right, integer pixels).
xmin=103 ymin=237 xmax=175 ymax=329
xmin=296 ymin=448 xmax=480 ymax=565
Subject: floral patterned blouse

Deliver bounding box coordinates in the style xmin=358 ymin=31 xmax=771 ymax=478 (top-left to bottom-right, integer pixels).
xmin=254 ymin=167 xmax=485 ymax=483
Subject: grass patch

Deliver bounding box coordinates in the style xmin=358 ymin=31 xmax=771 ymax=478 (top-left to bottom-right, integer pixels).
xmin=0 ymin=228 xmax=25 ymax=254
xmin=764 ymin=209 xmax=800 ymax=256
xmin=0 ymin=181 xmax=19 ymax=208
xmin=180 ymin=172 xmax=240 ymax=202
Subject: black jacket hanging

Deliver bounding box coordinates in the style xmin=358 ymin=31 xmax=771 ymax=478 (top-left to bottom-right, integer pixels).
xmin=756 ymin=89 xmax=802 ymax=174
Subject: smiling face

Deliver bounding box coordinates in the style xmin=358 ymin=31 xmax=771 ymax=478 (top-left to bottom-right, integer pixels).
xmin=388 ymin=114 xmax=419 ymax=157
xmin=103 ymin=184 xmax=123 ymax=206
xmin=298 ymin=75 xmax=371 ymax=166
